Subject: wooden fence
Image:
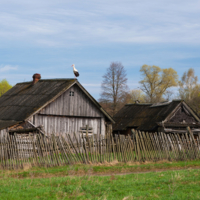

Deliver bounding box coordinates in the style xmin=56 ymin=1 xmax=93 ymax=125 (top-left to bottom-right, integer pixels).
xmin=0 ymin=128 xmax=200 ymax=170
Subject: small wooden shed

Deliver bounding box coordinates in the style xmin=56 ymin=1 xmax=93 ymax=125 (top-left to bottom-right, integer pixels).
xmin=113 ymin=100 xmax=200 ymax=135
xmin=0 ymin=76 xmax=114 ymax=138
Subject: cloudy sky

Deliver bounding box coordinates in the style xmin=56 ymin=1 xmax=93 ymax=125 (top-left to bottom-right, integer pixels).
xmin=0 ymin=0 xmax=200 ymax=99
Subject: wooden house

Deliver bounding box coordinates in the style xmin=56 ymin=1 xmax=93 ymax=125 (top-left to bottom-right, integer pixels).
xmin=0 ymin=74 xmax=114 ymax=137
xmin=113 ymin=100 xmax=200 ymax=135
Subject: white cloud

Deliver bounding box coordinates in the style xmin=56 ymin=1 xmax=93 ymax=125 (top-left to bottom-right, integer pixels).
xmin=0 ymin=0 xmax=200 ymax=47
xmin=0 ymin=65 xmax=18 ymax=72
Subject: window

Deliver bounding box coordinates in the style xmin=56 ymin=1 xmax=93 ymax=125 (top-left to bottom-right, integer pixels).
xmin=69 ymin=91 xmax=74 ymax=96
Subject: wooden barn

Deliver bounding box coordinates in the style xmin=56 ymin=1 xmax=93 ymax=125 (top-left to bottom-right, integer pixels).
xmin=113 ymin=100 xmax=200 ymax=135
xmin=0 ymin=74 xmax=114 ymax=138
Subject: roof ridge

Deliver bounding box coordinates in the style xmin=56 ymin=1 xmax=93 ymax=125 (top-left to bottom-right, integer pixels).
xmin=125 ymin=103 xmax=152 ymax=106
xmin=16 ymin=78 xmax=76 ymax=84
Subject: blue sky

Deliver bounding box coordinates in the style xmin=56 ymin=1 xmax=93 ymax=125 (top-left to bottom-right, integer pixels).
xmin=0 ymin=0 xmax=200 ymax=99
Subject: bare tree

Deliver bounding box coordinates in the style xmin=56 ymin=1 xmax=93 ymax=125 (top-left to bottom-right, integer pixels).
xmin=100 ymin=62 xmax=128 ymax=116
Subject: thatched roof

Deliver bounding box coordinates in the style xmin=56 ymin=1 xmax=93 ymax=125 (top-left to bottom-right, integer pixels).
xmin=113 ymin=100 xmax=199 ymax=131
xmin=0 ymin=79 xmax=114 ymax=130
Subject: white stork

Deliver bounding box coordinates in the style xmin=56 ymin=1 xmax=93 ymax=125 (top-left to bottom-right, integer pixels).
xmin=71 ymin=64 xmax=79 ymax=78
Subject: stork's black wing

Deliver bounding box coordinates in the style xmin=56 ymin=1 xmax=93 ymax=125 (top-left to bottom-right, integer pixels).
xmin=74 ymin=71 xmax=79 ymax=77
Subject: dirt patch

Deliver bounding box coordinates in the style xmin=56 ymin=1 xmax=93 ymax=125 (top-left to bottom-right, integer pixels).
xmin=5 ymin=165 xmax=200 ymax=179
xmin=90 ymin=160 xmax=119 ymax=166
xmin=23 ymin=163 xmax=32 ymax=171
xmin=2 ymin=161 xmax=200 ymax=179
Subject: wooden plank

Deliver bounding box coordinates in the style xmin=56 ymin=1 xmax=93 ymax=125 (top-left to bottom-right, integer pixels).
xmin=187 ymin=127 xmax=198 ymax=159
xmin=177 ymin=133 xmax=186 ymax=160
xmin=181 ymin=133 xmax=189 ymax=160
xmin=4 ymin=135 xmax=9 ymax=169
xmin=42 ymin=135 xmax=51 ymax=167
xmin=73 ymin=132 xmax=85 ymax=163
xmin=61 ymin=135 xmax=76 ymax=164
xmin=161 ymin=132 xmax=170 ymax=160
xmin=0 ymin=135 xmax=4 ymax=169
xmin=138 ymin=131 xmax=148 ymax=161
xmin=30 ymin=135 xmax=39 ymax=167
xmin=81 ymin=132 xmax=89 ymax=163
xmin=67 ymin=134 xmax=81 ymax=163
xmin=142 ymin=132 xmax=152 ymax=160
xmin=170 ymin=133 xmax=179 ymax=160
xmin=135 ymin=131 xmax=141 ymax=162
xmin=149 ymin=133 xmax=159 ymax=161
xmin=185 ymin=132 xmax=195 ymax=159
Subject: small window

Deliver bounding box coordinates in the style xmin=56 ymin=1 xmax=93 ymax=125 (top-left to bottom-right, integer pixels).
xmin=69 ymin=91 xmax=74 ymax=96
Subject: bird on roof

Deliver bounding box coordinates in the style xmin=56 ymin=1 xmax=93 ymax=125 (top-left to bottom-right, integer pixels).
xmin=71 ymin=64 xmax=79 ymax=79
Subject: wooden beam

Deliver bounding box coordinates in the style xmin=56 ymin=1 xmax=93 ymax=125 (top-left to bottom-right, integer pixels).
xmin=157 ymin=122 xmax=200 ymax=128
xmin=38 ymin=113 xmax=102 ymax=119
xmin=9 ymin=126 xmax=43 ymax=133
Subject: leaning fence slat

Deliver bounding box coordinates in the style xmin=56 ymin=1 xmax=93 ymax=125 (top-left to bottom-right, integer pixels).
xmin=61 ymin=135 xmax=75 ymax=164
xmin=116 ymin=135 xmax=121 ymax=162
xmin=148 ymin=133 xmax=158 ymax=161
xmin=0 ymin=136 xmax=4 ymax=169
xmin=141 ymin=132 xmax=150 ymax=160
xmin=58 ymin=136 xmax=71 ymax=165
xmin=0 ymin=127 xmax=200 ymax=170
xmin=10 ymin=135 xmax=18 ymax=169
xmin=135 ymin=131 xmax=142 ymax=162
xmin=181 ymin=133 xmax=189 ymax=160
xmin=73 ymin=132 xmax=84 ymax=163
xmin=185 ymin=132 xmax=194 ymax=160
xmin=162 ymin=132 xmax=169 ymax=160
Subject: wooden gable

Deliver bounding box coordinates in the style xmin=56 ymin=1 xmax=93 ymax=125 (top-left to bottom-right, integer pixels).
xmin=168 ymin=104 xmax=198 ymax=124
xmin=159 ymin=102 xmax=200 ymax=133
xmin=29 ymin=83 xmax=109 ymax=136
xmin=39 ymin=83 xmax=104 ymax=118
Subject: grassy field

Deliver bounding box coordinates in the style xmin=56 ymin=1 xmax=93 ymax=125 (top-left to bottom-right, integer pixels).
xmin=0 ymin=160 xmax=200 ymax=199
xmin=1 ymin=159 xmax=200 ymax=178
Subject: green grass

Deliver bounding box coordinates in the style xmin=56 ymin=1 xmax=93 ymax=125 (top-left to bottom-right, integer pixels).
xmin=0 ymin=168 xmax=200 ymax=199
xmin=0 ymin=160 xmax=200 ymax=199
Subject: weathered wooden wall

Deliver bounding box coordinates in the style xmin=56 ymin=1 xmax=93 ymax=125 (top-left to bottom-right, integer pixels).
xmin=30 ymin=115 xmax=106 ymax=137
xmin=28 ymin=84 xmax=107 ymax=136
xmin=39 ymin=84 xmax=104 ymax=117
xmin=0 ymin=129 xmax=7 ymax=137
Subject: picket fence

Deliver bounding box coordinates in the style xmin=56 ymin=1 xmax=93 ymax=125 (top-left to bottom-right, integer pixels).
xmin=0 ymin=128 xmax=200 ymax=170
